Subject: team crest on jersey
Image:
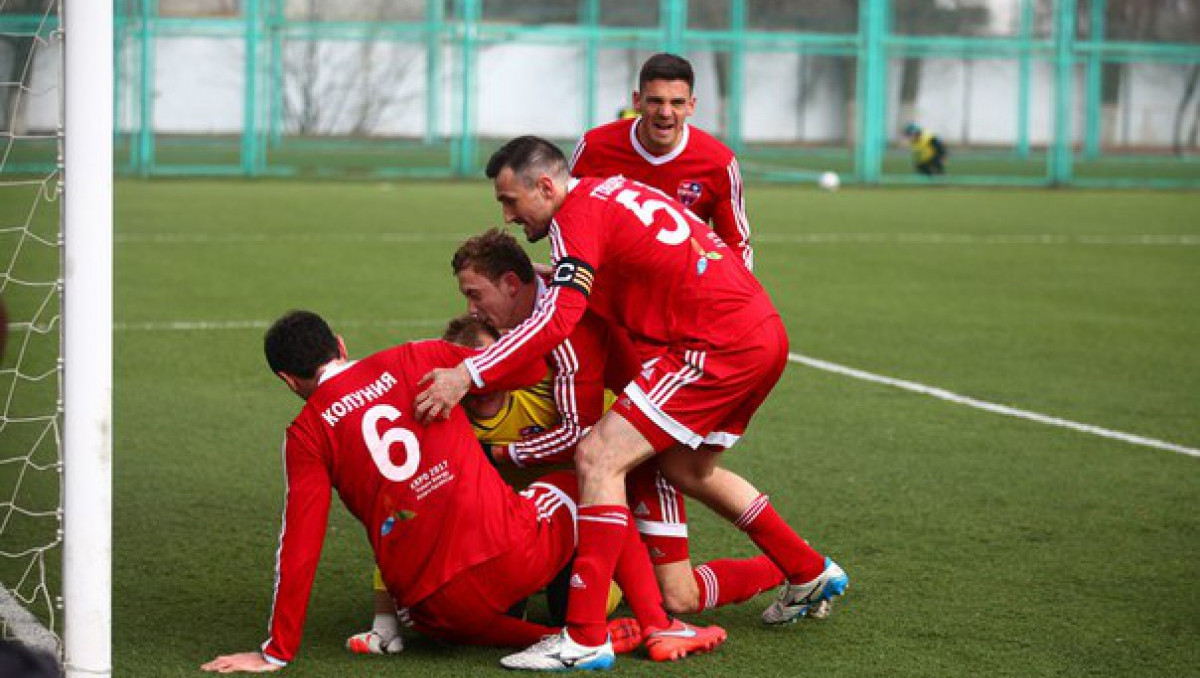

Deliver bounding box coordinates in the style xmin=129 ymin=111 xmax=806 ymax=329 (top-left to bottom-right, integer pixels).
xmin=676 ymin=180 xmax=703 ymax=206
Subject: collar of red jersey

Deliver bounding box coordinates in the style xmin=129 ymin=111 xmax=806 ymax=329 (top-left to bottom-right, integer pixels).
xmin=318 ymin=359 xmax=356 ymax=385
xmin=629 ymin=119 xmax=690 ymax=166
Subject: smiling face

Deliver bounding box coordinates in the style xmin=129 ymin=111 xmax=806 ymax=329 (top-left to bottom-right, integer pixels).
xmin=633 ymin=78 xmax=695 ymax=155
xmin=492 ymin=166 xmax=557 ymax=243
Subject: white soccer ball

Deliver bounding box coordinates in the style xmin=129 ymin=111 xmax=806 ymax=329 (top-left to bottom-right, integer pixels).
xmin=818 ymin=171 xmax=840 ymax=192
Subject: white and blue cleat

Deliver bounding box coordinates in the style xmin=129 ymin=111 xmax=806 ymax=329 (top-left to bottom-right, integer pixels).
xmin=761 ymin=557 xmax=849 ymax=625
xmin=500 ymin=629 xmax=615 ymax=671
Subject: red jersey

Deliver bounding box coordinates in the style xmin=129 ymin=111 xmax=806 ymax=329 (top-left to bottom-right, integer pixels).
xmin=503 ymin=278 xmax=638 ymax=468
xmin=569 ymin=117 xmax=753 ymax=269
xmin=262 ymin=340 xmax=544 ymax=665
xmin=465 ymin=176 xmax=777 ymax=390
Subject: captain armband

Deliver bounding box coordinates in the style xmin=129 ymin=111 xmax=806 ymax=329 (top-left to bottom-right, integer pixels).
xmin=550 ymin=257 xmax=595 ymax=297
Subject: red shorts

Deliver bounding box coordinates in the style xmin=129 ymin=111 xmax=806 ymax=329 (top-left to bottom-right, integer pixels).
xmin=612 ymin=316 xmax=789 ymax=453
xmin=626 ymin=462 xmax=689 ymax=565
xmin=408 ymin=472 xmax=578 ymax=643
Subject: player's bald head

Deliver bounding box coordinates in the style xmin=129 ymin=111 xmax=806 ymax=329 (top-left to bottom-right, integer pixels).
xmin=486 ymin=135 xmax=569 ymax=188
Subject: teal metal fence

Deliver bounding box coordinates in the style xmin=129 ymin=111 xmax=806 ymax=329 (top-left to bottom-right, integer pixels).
xmin=3 ymin=0 xmax=1199 ymax=187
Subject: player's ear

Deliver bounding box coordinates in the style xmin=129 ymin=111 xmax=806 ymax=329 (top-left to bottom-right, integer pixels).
xmin=278 ymin=371 xmax=301 ymax=394
xmin=336 ymin=335 xmax=348 ymax=360
xmin=632 ymin=90 xmax=642 ymax=110
xmin=536 ymin=173 xmax=556 ymax=200
xmin=499 ymin=270 xmax=521 ymax=296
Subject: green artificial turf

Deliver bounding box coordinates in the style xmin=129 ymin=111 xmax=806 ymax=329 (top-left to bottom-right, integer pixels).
xmin=3 ymin=179 xmax=1198 ymax=676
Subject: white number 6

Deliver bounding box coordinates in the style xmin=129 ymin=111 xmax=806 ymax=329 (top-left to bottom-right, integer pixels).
xmin=361 ymin=404 xmax=421 ymax=481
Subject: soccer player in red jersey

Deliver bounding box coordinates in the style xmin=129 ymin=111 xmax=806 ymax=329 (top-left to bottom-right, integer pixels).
xmin=200 ymin=310 xmax=717 ymax=673
xmin=416 ymin=137 xmax=849 ymax=671
xmin=458 ymin=228 xmax=784 ymax=617
xmin=569 ymin=53 xmax=754 ymax=270
xmin=571 ymin=53 xmax=780 ymax=614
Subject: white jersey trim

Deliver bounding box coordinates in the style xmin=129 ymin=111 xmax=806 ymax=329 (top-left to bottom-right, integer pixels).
xmin=635 ymin=518 xmax=689 ymax=538
xmin=630 ymin=119 xmax=690 ymax=166
xmin=624 ymin=381 xmax=704 ymax=449
xmin=523 ymin=481 xmax=578 ymax=544
xmin=702 ymin=431 xmax=741 ymax=448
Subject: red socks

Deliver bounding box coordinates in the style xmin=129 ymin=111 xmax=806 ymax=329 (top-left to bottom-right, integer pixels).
xmin=566 ymin=505 xmax=669 ymax=646
xmin=735 ymin=494 xmax=826 ymax=584
xmin=692 ymin=555 xmax=784 ymax=610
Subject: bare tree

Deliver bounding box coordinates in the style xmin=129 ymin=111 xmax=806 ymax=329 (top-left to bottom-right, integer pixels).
xmin=281 ymin=0 xmax=423 ymax=136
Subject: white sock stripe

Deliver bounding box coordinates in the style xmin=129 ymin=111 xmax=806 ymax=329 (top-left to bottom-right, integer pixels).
xmin=696 ymin=564 xmax=718 ymax=610
xmin=735 ymin=495 xmax=769 ymax=529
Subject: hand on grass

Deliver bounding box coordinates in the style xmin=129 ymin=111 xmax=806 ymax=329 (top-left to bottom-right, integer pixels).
xmin=201 ymin=652 xmax=280 ymax=673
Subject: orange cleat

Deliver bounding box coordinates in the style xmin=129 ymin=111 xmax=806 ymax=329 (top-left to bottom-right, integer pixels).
xmin=642 ymin=619 xmax=727 ymax=662
xmin=606 ymin=617 xmax=642 ymax=654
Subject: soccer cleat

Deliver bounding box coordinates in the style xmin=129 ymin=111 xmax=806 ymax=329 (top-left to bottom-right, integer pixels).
xmin=761 ymin=557 xmax=849 ymax=625
xmin=345 ymin=629 xmax=404 ymax=655
xmin=642 ymin=619 xmax=727 ymax=662
xmin=606 ymin=617 xmax=642 ymax=654
xmin=499 ymin=629 xmax=615 ymax=671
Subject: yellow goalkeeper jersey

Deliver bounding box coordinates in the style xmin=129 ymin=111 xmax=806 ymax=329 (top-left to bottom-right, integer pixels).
xmin=470 ymin=372 xmax=559 ymax=445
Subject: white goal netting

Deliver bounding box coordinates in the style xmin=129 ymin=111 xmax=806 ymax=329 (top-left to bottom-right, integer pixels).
xmin=0 ymin=0 xmax=64 ymax=657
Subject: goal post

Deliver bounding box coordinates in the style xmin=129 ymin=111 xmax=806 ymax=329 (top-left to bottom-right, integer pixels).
xmin=61 ymin=0 xmax=112 ymax=676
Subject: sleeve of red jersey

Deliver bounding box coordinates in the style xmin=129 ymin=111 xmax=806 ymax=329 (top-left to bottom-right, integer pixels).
xmin=567 ymin=133 xmax=591 ymax=177
xmin=464 ymin=215 xmax=599 ymax=390
xmin=505 ymin=317 xmax=608 ymax=467
xmin=412 ymin=340 xmax=546 ymax=393
xmin=712 ymin=156 xmax=754 ymax=270
xmin=260 ymin=431 xmax=333 ymax=666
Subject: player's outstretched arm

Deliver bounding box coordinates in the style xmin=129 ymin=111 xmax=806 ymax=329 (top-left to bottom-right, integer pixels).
xmin=414 ymin=363 xmax=472 ymax=423
xmin=201 ymin=651 xmax=281 ymax=673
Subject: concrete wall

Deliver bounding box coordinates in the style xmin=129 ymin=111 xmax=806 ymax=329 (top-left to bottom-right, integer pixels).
xmin=5 ymin=35 xmax=1193 ymax=148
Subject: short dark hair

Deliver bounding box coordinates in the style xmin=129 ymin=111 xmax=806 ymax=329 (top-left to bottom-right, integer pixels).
xmin=451 ymin=227 xmax=535 ymax=284
xmin=442 ymin=314 xmax=500 ymax=348
xmin=264 ymin=310 xmax=339 ymax=379
xmin=638 ymin=53 xmax=694 ymax=92
xmin=485 ymin=135 xmax=568 ymax=185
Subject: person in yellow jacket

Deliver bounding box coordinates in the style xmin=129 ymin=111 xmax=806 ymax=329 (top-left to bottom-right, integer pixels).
xmin=904 ymin=122 xmax=947 ymax=176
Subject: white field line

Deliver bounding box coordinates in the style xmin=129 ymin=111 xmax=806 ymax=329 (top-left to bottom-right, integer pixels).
xmin=105 ymin=317 xmax=1199 ymax=458
xmin=789 ymin=352 xmax=1200 ymax=459
xmin=115 ymin=232 xmax=474 ymax=244
xmin=756 ymin=233 xmax=1200 ymax=245
xmin=113 ymin=318 xmax=444 ymax=332
xmin=113 ymin=232 xmax=1200 ymax=246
